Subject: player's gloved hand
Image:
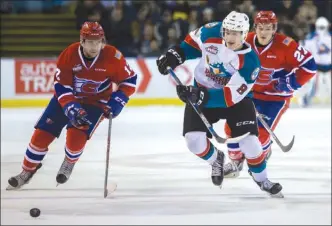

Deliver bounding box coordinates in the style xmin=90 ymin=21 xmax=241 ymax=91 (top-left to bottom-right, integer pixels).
xmin=176 ymin=85 xmax=209 ymax=108
xmin=104 ymin=90 xmax=129 ymax=119
xmin=274 ymin=75 xmax=301 ymax=92
xmin=156 ymin=47 xmax=185 ymax=75
xmin=64 ymin=102 xmax=91 ymax=130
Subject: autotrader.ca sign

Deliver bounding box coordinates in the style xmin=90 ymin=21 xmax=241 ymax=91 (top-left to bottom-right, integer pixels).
xmin=15 ymin=59 xmax=56 ymax=94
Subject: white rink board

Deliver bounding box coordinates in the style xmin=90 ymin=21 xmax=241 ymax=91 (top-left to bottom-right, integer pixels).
xmin=1 ymin=58 xmax=330 ymax=106
xmin=1 ymin=58 xmax=198 ymax=99
xmin=1 ymin=106 xmax=331 ymax=225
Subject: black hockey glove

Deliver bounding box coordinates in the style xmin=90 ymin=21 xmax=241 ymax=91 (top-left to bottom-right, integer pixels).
xmin=156 ymin=46 xmax=186 ymax=75
xmin=176 ymin=85 xmax=209 ymax=108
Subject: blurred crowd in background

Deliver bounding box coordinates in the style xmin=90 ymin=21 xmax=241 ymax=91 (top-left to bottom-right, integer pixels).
xmin=1 ymin=0 xmax=331 ymax=57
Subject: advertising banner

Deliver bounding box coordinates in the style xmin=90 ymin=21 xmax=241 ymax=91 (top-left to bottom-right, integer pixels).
xmin=15 ymin=59 xmax=57 ymax=94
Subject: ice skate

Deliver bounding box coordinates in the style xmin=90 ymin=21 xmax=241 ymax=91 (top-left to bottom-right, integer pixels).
xmin=211 ymin=150 xmax=225 ymax=186
xmin=249 ymin=170 xmax=283 ymax=198
xmin=255 ymin=178 xmax=283 ymax=198
xmin=56 ymin=158 xmax=75 ymax=185
xmin=223 ymin=157 xmax=245 ymax=178
xmin=7 ymin=163 xmax=42 ymax=190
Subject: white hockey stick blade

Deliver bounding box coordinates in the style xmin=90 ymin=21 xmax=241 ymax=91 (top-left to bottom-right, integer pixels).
xmin=104 ymin=182 xmax=117 ymax=198
xmin=225 ymin=132 xmax=251 ymax=144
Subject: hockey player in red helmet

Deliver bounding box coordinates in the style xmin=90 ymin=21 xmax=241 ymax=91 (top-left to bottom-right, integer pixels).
xmin=223 ymin=11 xmax=317 ymax=178
xmin=253 ymin=11 xmax=278 ymax=45
xmin=80 ymin=21 xmax=106 ymax=58
xmin=7 ymin=21 xmax=137 ymax=189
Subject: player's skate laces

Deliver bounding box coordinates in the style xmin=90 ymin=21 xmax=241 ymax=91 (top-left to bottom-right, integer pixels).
xmin=56 ymin=158 xmax=75 ymax=184
xmin=223 ymin=158 xmax=244 ymax=178
xmin=211 ymin=151 xmax=225 ymax=186
xmin=7 ymin=163 xmax=42 ymax=190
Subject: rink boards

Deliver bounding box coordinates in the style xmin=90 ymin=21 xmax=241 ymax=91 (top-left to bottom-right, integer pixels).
xmin=1 ymin=58 xmax=330 ymax=108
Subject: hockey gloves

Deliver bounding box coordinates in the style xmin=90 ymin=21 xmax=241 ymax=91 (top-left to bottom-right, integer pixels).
xmin=156 ymin=46 xmax=186 ymax=75
xmin=275 ymin=75 xmax=301 ymax=92
xmin=104 ymin=90 xmax=129 ymax=119
xmin=176 ymin=85 xmax=209 ymax=108
xmin=64 ymin=102 xmax=92 ymax=130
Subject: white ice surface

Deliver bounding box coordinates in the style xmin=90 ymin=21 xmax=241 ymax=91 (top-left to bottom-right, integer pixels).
xmin=1 ymin=106 xmax=331 ymax=225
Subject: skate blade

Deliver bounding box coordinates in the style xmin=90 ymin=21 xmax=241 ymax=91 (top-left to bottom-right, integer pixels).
xmin=6 ymin=185 xmax=20 ymax=190
xmin=270 ymin=191 xmax=284 ymax=198
xmin=224 ymin=171 xmax=240 ymax=178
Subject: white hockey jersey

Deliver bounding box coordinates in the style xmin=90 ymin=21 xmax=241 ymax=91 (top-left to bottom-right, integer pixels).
xmin=303 ymin=32 xmax=331 ymax=71
xmin=180 ymin=22 xmax=260 ymax=108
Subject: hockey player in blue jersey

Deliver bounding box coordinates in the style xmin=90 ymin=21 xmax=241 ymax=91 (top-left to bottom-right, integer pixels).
xmin=156 ymin=11 xmax=283 ymax=197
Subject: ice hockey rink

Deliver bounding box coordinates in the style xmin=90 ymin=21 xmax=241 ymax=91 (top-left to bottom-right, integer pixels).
xmin=1 ymin=106 xmax=331 ymax=225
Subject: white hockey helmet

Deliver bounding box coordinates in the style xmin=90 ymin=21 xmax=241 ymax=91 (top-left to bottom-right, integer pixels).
xmin=315 ymin=17 xmax=330 ymax=36
xmin=222 ymin=11 xmax=250 ymax=42
xmin=315 ymin=17 xmax=329 ymax=29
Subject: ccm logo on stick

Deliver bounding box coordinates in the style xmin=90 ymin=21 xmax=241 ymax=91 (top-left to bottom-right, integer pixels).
xmin=236 ymin=121 xmax=255 ymax=126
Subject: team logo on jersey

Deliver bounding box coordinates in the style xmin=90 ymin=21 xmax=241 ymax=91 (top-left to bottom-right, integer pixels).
xmin=255 ymin=67 xmax=274 ymax=85
xmin=208 ymin=62 xmax=230 ymax=76
xmin=72 ymin=64 xmax=83 ymax=73
xmin=251 ymin=67 xmax=260 ymax=80
xmin=205 ymin=45 xmax=218 ymax=55
xmin=74 ymin=77 xmax=111 ymax=94
xmin=318 ymin=43 xmax=330 ymax=54
xmin=205 ymin=68 xmax=230 ymax=86
xmin=204 ymin=22 xmax=218 ymax=28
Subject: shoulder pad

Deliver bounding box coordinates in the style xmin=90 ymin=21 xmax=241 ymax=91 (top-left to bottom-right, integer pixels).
xmin=200 ymin=22 xmax=222 ymax=43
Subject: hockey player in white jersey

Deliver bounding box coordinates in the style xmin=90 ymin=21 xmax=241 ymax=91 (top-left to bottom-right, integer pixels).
xmin=302 ymin=17 xmax=331 ymax=106
xmin=156 ymin=11 xmax=283 ymax=197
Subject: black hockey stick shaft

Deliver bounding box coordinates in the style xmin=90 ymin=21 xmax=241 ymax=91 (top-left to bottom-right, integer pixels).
xmin=256 ymin=113 xmax=295 ymax=152
xmin=167 ymin=67 xmax=249 ymax=144
xmin=104 ymin=114 xmax=113 ymax=198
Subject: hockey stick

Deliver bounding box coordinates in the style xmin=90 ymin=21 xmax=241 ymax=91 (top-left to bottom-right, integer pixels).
xmin=256 ymin=113 xmax=295 ymax=152
xmin=167 ymin=67 xmax=250 ymax=144
xmin=104 ymin=114 xmax=116 ymax=198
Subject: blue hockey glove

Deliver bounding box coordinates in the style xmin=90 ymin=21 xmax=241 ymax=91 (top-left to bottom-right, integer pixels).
xmin=275 ymin=75 xmax=301 ymax=92
xmin=104 ymin=90 xmax=129 ymax=118
xmin=64 ymin=102 xmax=91 ymax=130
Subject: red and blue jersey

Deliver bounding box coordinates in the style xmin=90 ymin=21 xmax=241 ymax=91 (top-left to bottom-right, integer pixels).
xmin=246 ymin=32 xmax=317 ymax=101
xmin=54 ymin=42 xmax=137 ymax=108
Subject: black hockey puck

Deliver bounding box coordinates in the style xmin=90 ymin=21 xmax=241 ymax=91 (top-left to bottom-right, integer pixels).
xmin=30 ymin=208 xmax=40 ymax=218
